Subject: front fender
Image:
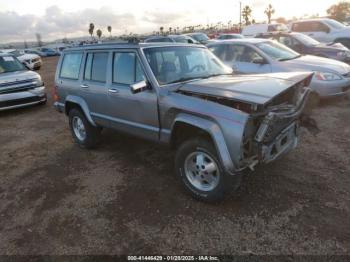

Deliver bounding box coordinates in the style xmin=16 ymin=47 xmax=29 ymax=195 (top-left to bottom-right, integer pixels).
xmin=172 ymin=113 xmax=236 ymax=175
xmin=65 ymin=95 xmax=97 ymax=126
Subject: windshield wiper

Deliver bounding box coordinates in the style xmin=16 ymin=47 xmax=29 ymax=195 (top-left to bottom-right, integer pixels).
xmin=167 ymin=77 xmax=204 ymax=85
xmin=278 ymin=55 xmax=302 ymax=61
xmin=167 ymin=73 xmax=231 ymax=85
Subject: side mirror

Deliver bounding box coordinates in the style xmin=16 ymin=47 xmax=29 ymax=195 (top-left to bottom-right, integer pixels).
xmin=130 ymin=80 xmax=149 ymax=94
xmin=252 ymin=57 xmax=266 ymax=65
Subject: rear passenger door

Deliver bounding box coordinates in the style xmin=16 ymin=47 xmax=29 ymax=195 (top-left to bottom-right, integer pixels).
xmin=80 ymin=51 xmax=110 ymax=127
xmin=106 ymin=50 xmax=159 ymax=141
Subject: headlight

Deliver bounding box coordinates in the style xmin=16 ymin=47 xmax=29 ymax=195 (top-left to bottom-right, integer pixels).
xmin=24 ymin=59 xmax=31 ymax=63
xmin=337 ymin=51 xmax=350 ymax=58
xmin=32 ymin=77 xmax=43 ymax=87
xmin=314 ymin=71 xmax=342 ymax=81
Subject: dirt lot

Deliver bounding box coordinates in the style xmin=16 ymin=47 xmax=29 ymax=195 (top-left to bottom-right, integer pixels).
xmin=0 ymin=56 xmax=349 ymax=255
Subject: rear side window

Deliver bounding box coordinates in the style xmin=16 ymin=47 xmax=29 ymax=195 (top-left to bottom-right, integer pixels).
xmin=84 ymin=52 xmax=109 ymax=82
xmin=292 ymin=22 xmax=310 ymax=32
xmin=113 ymin=52 xmax=145 ymax=85
xmin=60 ymin=53 xmax=83 ymax=79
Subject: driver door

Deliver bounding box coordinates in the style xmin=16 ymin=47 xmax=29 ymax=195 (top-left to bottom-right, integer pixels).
xmin=106 ymin=51 xmax=159 ymax=141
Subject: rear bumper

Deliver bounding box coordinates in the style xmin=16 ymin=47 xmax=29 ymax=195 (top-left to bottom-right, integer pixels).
xmin=54 ymin=101 xmax=65 ymax=112
xmin=0 ymin=86 xmax=46 ymax=111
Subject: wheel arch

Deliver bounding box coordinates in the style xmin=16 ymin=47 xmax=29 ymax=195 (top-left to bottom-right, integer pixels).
xmin=64 ymin=95 xmax=97 ymax=126
xmin=170 ymin=113 xmax=236 ymax=174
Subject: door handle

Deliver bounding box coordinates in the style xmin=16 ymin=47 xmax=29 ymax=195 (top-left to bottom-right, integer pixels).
xmin=80 ymin=84 xmax=89 ymax=88
xmin=108 ymin=88 xmax=119 ymax=94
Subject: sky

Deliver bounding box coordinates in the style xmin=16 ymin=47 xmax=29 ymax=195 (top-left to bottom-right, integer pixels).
xmin=0 ymin=0 xmax=339 ymax=43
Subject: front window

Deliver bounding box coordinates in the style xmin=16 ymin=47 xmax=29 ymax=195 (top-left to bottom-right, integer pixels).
xmin=143 ymin=46 xmax=232 ymax=85
xmin=256 ymin=41 xmax=300 ymax=61
xmin=293 ymin=33 xmax=320 ymax=46
xmin=113 ymin=52 xmax=145 ymax=85
xmin=192 ymin=34 xmax=209 ymax=42
xmin=324 ymin=19 xmax=346 ymax=30
xmin=0 ymin=56 xmax=25 ymax=73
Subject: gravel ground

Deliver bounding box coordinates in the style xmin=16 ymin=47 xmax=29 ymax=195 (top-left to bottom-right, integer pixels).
xmin=0 ymin=56 xmax=349 ymax=255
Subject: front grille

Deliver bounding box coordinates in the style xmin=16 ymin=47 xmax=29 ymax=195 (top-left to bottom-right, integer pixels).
xmin=0 ymin=85 xmax=37 ymax=94
xmin=0 ymin=96 xmax=42 ymax=108
xmin=0 ymin=79 xmax=37 ymax=88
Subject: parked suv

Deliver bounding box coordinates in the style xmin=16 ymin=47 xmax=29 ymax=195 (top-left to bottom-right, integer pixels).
xmin=290 ymin=18 xmax=350 ymax=48
xmin=0 ymin=53 xmax=46 ymax=111
xmin=54 ymin=43 xmax=311 ymax=202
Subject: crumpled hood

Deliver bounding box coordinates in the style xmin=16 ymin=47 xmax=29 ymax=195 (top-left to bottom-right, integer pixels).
xmin=0 ymin=70 xmax=40 ymax=85
xmin=177 ymin=72 xmax=312 ymax=105
xmin=284 ymin=55 xmax=350 ymax=75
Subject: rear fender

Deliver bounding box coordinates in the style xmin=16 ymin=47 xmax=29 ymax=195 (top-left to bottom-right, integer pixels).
xmin=65 ymin=95 xmax=96 ymax=126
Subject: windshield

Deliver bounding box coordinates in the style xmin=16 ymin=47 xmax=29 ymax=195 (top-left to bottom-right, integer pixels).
xmin=192 ymin=33 xmax=209 ymax=41
xmin=9 ymin=50 xmax=23 ymax=57
xmin=324 ymin=19 xmax=346 ymax=30
xmin=0 ymin=56 xmax=26 ymax=73
xmin=143 ymin=46 xmax=232 ymax=85
xmin=256 ymin=41 xmax=300 ymax=61
xmin=293 ymin=33 xmax=320 ymax=46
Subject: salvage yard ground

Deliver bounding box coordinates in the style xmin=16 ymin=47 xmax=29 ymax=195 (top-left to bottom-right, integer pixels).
xmin=0 ymin=57 xmax=349 ymax=255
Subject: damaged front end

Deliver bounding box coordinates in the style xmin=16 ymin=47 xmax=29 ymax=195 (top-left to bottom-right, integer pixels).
xmin=240 ymin=78 xmax=312 ymax=170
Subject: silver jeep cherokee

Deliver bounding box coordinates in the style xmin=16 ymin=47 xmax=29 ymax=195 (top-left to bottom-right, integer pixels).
xmin=54 ymin=43 xmax=311 ymax=202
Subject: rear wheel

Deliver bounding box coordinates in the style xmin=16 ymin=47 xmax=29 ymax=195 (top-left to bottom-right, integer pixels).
xmin=69 ymin=108 xmax=101 ymax=149
xmin=175 ymin=138 xmax=241 ymax=202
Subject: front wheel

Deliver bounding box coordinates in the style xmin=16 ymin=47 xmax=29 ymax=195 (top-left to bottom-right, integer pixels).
xmin=69 ymin=108 xmax=101 ymax=149
xmin=175 ymin=138 xmax=241 ymax=202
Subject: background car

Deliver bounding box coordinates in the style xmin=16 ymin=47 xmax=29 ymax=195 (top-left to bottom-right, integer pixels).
xmin=0 ymin=49 xmax=42 ymax=70
xmin=144 ymin=35 xmax=199 ymax=44
xmin=242 ymin=23 xmax=289 ymax=38
xmin=207 ymin=39 xmax=350 ymax=98
xmin=24 ymin=49 xmax=47 ymax=57
xmin=183 ymin=32 xmax=211 ymax=44
xmin=0 ymin=53 xmax=46 ymax=111
xmin=290 ymin=18 xmax=350 ymax=48
xmin=216 ymin=34 xmax=244 ymax=40
xmin=38 ymin=47 xmax=60 ymax=56
xmin=257 ymin=32 xmax=350 ymax=63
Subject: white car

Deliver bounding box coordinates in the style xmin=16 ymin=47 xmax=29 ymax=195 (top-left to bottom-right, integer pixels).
xmin=242 ymin=23 xmax=288 ymax=38
xmin=0 ymin=49 xmax=42 ymax=70
xmin=290 ymin=18 xmax=350 ymax=49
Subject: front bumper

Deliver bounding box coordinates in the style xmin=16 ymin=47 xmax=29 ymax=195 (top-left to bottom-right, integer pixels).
xmin=0 ymin=86 xmax=46 ymax=111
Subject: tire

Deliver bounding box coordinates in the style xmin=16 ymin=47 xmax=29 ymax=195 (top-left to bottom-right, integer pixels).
xmin=68 ymin=108 xmax=101 ymax=149
xmin=175 ymin=138 xmax=242 ymax=202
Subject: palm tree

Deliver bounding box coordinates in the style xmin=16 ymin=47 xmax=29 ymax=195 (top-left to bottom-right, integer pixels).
xmin=96 ymin=29 xmax=102 ymax=40
xmin=107 ymin=26 xmax=112 ymax=38
xmin=169 ymin=27 xmax=172 ymax=34
xmin=88 ymin=23 xmax=95 ymax=40
xmin=242 ymin=5 xmax=252 ymax=26
xmin=264 ymin=4 xmax=275 ymax=23
xmin=160 ymin=26 xmax=164 ymax=35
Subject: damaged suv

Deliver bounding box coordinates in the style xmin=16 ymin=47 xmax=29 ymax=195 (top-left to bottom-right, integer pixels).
xmin=54 ymin=43 xmax=311 ymax=202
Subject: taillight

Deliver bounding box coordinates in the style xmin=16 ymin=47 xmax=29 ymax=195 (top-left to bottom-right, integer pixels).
xmin=53 ymin=85 xmax=60 ymax=102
